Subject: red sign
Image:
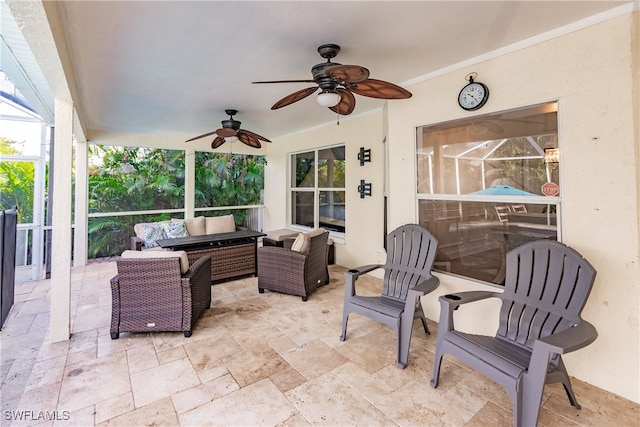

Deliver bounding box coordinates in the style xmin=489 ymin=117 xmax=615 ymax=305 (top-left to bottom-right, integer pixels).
xmin=541 ymin=182 xmax=559 ymax=196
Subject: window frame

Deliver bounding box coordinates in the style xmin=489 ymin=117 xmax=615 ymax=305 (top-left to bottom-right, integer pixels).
xmin=415 ymin=102 xmax=562 ymax=286
xmin=288 ymin=144 xmax=346 ymax=241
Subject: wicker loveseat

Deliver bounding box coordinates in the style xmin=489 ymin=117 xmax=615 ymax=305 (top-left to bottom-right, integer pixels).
xmin=110 ymin=251 xmax=212 ymax=339
xmin=130 ymin=214 xmax=258 ymax=283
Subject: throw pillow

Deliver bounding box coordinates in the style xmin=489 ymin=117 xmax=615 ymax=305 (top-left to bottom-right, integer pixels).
xmin=290 ymin=233 xmax=307 ymax=252
xmin=205 ymin=214 xmax=236 ymax=235
xmin=141 ymin=223 xmax=167 ymax=248
xmin=134 ymin=220 xmax=170 ymax=239
xmin=163 ymin=220 xmax=189 ymax=239
xmin=182 ymin=216 xmax=206 ymax=236
xmin=290 ymin=228 xmax=326 ymax=253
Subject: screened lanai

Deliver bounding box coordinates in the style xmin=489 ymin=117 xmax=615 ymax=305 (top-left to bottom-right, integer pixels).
xmin=416 ymin=102 xmax=560 ymax=284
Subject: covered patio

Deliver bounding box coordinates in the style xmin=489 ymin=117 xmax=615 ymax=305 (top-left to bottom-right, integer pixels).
xmin=1 ymin=1 xmax=639 ymax=424
xmin=2 ymin=261 xmax=637 ymax=426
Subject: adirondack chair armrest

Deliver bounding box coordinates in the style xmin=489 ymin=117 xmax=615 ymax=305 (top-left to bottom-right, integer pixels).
xmin=409 ymin=275 xmax=440 ymax=297
xmin=535 ymin=320 xmax=598 ymax=355
xmin=345 ymin=264 xmax=383 ymax=278
xmin=344 ymin=264 xmax=383 ymax=297
xmin=438 ymin=290 xmax=501 ymax=331
xmin=440 ymin=290 xmax=500 ymax=309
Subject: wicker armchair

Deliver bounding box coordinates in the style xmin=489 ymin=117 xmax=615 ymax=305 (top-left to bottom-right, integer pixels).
xmin=257 ymin=229 xmax=330 ymax=301
xmin=110 ymin=254 xmax=211 ymax=339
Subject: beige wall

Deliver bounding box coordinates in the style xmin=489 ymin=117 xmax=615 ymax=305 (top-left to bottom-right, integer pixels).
xmin=264 ymin=111 xmax=386 ymax=268
xmin=263 ymin=14 xmax=640 ymax=402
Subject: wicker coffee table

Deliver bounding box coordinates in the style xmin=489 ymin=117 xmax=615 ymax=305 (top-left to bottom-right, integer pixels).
xmin=157 ymin=230 xmax=266 ymax=283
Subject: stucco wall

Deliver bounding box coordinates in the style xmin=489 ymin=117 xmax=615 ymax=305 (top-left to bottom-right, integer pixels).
xmin=264 ymin=111 xmax=385 ymax=269
xmin=264 ymin=14 xmax=639 ymax=402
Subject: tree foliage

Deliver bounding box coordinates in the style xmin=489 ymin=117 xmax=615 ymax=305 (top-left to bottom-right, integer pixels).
xmin=0 ymin=137 xmax=35 ymax=223
xmin=86 ymin=145 xmax=264 ymax=258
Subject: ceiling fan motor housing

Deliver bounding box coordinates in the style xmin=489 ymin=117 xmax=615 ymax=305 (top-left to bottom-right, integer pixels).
xmin=221 ymin=119 xmax=241 ymax=130
xmin=222 ymin=109 xmax=241 ymax=130
xmin=312 ymin=62 xmax=341 ymax=89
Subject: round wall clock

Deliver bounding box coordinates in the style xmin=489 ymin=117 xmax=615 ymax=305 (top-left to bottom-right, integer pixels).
xmin=458 ymin=75 xmax=489 ymax=111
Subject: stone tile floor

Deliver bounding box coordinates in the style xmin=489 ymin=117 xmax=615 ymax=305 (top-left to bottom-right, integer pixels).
xmin=1 ymin=262 xmax=638 ymax=426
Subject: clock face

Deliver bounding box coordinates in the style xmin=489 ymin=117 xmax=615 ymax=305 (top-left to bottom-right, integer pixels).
xmin=458 ymin=82 xmax=489 ymax=111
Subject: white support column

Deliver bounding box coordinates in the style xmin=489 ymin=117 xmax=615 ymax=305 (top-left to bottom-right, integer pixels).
xmin=74 ymin=140 xmax=88 ymax=266
xmin=31 ymin=123 xmax=48 ymax=280
xmin=185 ymin=148 xmax=195 ymax=219
xmin=50 ymin=98 xmax=74 ymax=342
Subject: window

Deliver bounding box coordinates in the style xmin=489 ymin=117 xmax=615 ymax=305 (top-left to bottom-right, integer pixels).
xmin=195 ymin=151 xmax=265 ymax=229
xmin=290 ymin=145 xmax=346 ymax=233
xmin=416 ymin=102 xmax=560 ymax=285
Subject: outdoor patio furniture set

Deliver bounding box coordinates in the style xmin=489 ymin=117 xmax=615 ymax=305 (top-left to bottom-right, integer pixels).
xmin=129 ymin=214 xmax=265 ymax=283
xmin=111 ymin=220 xmax=598 ymax=427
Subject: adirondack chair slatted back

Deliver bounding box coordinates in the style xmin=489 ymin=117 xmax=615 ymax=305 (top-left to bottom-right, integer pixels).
xmin=498 ymin=240 xmax=597 ymax=349
xmin=383 ymin=225 xmax=438 ymax=302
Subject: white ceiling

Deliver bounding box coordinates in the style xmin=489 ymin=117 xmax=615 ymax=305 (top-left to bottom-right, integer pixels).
xmin=4 ymin=1 xmax=634 ymax=142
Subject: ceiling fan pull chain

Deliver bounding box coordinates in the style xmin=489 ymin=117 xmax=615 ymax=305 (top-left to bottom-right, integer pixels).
xmin=336 ymin=111 xmax=340 ymax=126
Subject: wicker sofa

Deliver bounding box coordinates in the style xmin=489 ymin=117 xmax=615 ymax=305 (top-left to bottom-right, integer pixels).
xmin=130 ymin=214 xmax=257 ymax=283
xmin=130 ymin=214 xmax=243 ymax=250
xmin=110 ymin=251 xmax=211 ymax=339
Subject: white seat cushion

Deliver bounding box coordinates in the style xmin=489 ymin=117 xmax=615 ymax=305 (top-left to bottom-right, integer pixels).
xmin=120 ymin=249 xmax=190 ymax=274
xmin=265 ymin=228 xmax=299 ymax=242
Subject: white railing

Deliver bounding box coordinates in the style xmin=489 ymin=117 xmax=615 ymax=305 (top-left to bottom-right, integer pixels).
xmin=12 ymin=205 xmax=264 ymax=269
xmin=88 ymin=205 xmax=265 ymax=231
xmin=15 ymin=224 xmax=33 ymax=267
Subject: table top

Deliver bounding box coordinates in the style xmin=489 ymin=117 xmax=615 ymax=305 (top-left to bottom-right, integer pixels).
xmin=157 ymin=229 xmax=266 ymax=249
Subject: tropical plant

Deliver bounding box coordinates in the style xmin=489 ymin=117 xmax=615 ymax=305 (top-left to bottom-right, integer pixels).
xmin=0 ymin=137 xmax=35 ymax=223
xmin=195 ymin=152 xmax=265 ymax=223
xmin=86 ymin=146 xmax=264 ymax=258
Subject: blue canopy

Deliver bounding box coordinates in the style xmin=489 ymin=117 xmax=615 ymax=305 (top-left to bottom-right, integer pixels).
xmin=471 ymin=185 xmax=537 ymax=196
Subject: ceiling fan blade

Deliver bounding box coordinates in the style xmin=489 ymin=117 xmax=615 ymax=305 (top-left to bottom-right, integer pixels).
xmin=238 ymin=133 xmax=262 ymax=149
xmin=211 ymin=136 xmax=226 ymax=149
xmin=252 ymin=79 xmax=316 ymax=84
xmin=215 ymin=127 xmax=237 ymax=138
xmin=329 ymin=88 xmax=356 ymax=115
xmin=346 ymin=78 xmax=412 ymax=99
xmin=272 ymin=86 xmax=319 ymax=110
xmin=239 ymin=129 xmax=271 ymax=143
xmin=185 ymin=130 xmax=218 ymax=142
xmin=325 ymin=65 xmax=370 ymax=83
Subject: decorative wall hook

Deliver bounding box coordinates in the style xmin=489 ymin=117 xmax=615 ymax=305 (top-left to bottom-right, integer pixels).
xmin=358 ymin=180 xmax=372 ymax=198
xmin=358 ymin=147 xmax=371 ymax=166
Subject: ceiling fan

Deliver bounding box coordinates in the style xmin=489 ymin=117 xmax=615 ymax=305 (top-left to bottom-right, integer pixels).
xmin=253 ymin=44 xmax=412 ymax=115
xmin=185 ymin=110 xmax=271 ymax=149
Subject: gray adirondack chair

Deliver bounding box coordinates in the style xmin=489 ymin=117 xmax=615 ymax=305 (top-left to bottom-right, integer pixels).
xmin=340 ymin=224 xmax=439 ymax=368
xmin=431 ymin=240 xmax=597 ymax=427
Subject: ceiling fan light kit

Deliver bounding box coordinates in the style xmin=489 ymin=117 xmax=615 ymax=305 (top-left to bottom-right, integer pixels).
xmin=316 ymin=90 xmax=342 ymax=107
xmin=253 ymin=43 xmax=412 ymax=116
